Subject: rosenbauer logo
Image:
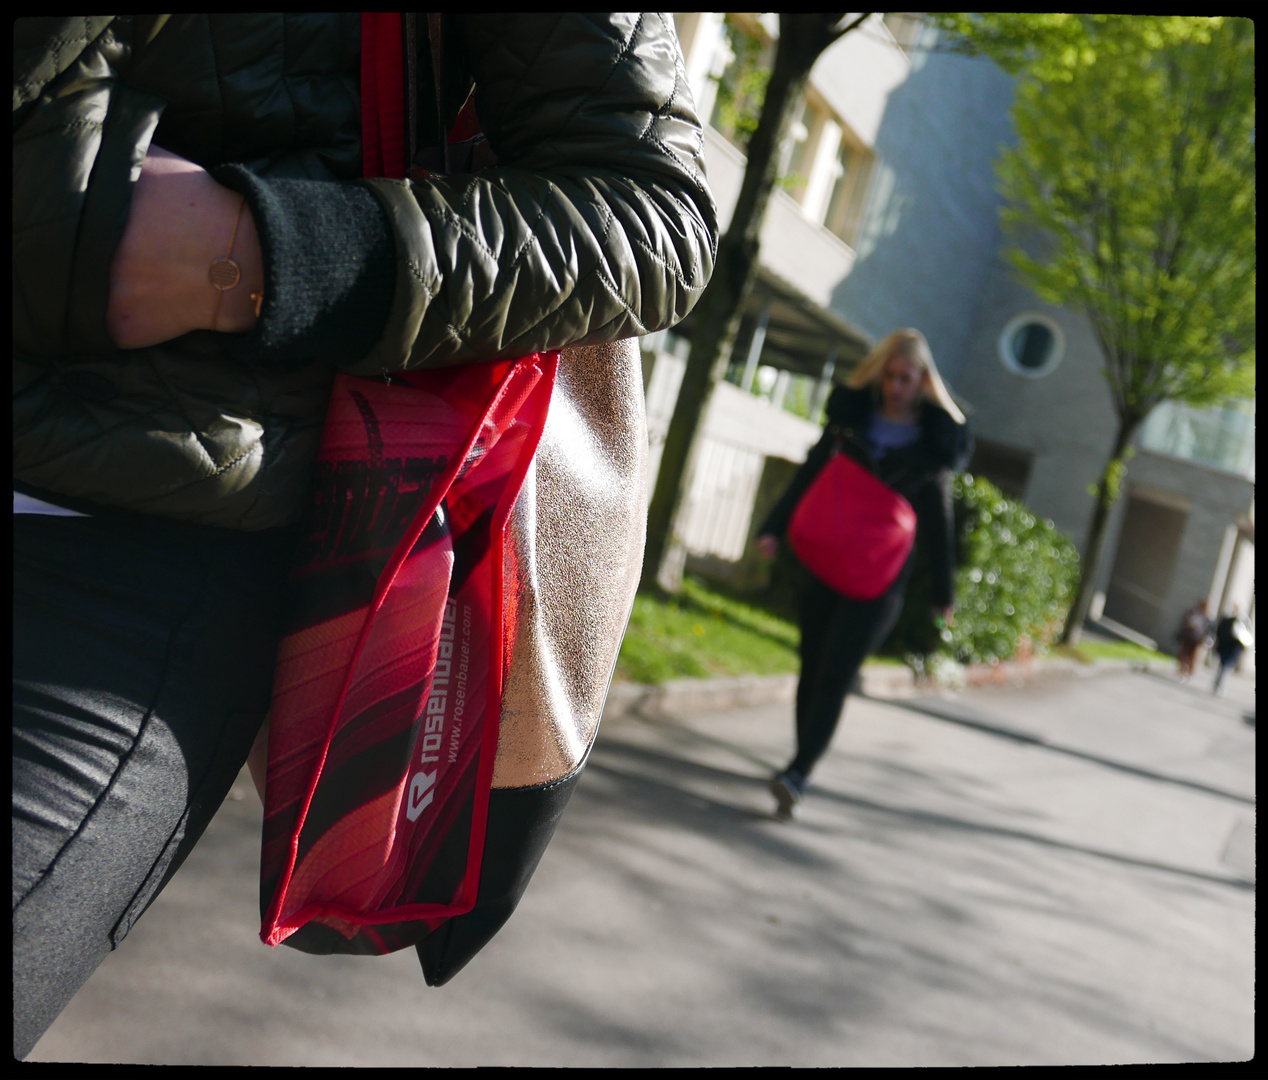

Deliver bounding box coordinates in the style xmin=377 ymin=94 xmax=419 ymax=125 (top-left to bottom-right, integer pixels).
xmin=406 ymin=598 xmax=461 ymax=823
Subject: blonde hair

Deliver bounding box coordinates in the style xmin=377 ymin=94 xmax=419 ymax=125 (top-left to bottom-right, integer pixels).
xmin=845 ymin=328 xmax=967 ymax=424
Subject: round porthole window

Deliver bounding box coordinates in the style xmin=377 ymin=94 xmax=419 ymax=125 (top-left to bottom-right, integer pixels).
xmin=998 ymin=313 xmax=1064 ymax=377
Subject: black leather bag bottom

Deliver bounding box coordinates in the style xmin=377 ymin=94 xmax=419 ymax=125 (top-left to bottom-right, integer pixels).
xmin=416 ymin=766 xmax=584 ymax=986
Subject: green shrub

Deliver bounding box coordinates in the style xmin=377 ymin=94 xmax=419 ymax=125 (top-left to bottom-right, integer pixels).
xmin=881 ymin=473 xmax=1081 ymax=668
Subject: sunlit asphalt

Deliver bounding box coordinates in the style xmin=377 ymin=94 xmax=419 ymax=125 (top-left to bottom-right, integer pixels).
xmin=29 ymin=664 xmax=1254 ymax=1066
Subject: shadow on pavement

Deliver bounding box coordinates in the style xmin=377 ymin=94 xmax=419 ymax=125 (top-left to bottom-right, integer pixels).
xmin=586 ymin=712 xmax=1255 ymax=895
xmin=871 ymin=693 xmax=1255 ymax=807
xmin=562 ymin=705 xmax=1253 ymax=1063
xmin=1132 ymin=668 xmax=1256 ymax=728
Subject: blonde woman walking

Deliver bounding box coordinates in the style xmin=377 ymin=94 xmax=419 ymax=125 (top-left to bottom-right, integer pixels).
xmin=756 ymin=330 xmax=972 ymax=820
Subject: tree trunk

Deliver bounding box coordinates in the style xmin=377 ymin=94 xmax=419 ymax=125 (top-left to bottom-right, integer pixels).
xmin=641 ymin=18 xmax=832 ymax=593
xmin=1059 ymin=416 xmax=1141 ymax=646
xmin=640 ymin=240 xmax=749 ymax=592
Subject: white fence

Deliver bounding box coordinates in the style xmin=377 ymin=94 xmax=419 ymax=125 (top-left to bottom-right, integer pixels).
xmin=644 ymin=347 xmax=822 ymax=562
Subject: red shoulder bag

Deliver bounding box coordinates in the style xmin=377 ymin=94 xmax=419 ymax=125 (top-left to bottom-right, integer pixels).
xmin=786 ymin=451 xmax=918 ymax=601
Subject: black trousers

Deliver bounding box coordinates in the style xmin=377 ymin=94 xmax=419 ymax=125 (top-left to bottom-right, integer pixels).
xmin=789 ymin=573 xmax=907 ymax=781
xmin=12 ymin=511 xmax=297 ymax=1059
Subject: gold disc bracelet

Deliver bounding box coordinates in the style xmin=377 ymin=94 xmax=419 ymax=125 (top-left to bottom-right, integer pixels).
xmin=209 ymin=197 xmax=264 ymax=329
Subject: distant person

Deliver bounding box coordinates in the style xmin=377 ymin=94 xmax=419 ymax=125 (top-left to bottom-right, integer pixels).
xmin=1174 ymin=600 xmax=1212 ymax=682
xmin=755 ymin=329 xmax=972 ymax=820
xmin=1211 ymin=605 xmax=1253 ymax=696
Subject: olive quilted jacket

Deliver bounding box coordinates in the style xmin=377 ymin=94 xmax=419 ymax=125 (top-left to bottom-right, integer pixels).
xmin=12 ymin=13 xmax=717 ymax=529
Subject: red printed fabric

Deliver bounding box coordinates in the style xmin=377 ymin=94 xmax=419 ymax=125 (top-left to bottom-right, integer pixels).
xmin=260 ymin=13 xmax=559 ymax=955
xmin=787 ymin=453 xmax=918 ymax=602
xmin=260 ymin=356 xmax=558 ymax=953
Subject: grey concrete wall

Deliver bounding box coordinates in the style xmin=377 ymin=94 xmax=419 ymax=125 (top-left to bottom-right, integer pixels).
xmin=954 ymin=250 xmax=1121 ymax=552
xmin=829 ymin=45 xmax=1016 ymax=384
xmin=1120 ymin=452 xmax=1254 ymax=646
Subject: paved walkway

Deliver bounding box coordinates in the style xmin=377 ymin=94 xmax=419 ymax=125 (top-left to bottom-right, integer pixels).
xmin=27 ymin=666 xmax=1254 ymax=1066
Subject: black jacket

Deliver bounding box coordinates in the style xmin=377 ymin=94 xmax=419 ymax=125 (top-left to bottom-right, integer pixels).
xmin=761 ymin=384 xmax=972 ymax=608
xmin=1214 ymin=616 xmax=1249 ymax=660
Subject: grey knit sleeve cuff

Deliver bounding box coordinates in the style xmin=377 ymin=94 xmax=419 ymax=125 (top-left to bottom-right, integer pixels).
xmin=212 ymin=164 xmax=398 ymax=369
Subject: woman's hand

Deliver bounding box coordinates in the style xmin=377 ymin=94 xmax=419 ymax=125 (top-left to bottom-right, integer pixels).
xmin=756 ymin=534 xmax=780 ymax=560
xmin=107 ymin=146 xmax=263 ymax=350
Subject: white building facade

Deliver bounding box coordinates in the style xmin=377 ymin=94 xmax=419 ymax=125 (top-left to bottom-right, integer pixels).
xmin=644 ymin=13 xmax=1254 ymax=664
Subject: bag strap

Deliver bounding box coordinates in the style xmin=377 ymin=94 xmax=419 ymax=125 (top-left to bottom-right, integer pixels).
xmin=425 ymin=13 xmax=451 ymax=174
xmin=360 ymin=13 xmax=408 ymax=179
xmin=404 ymin=13 xmax=419 ymax=167
xmin=825 ymin=422 xmax=848 ymax=459
xmin=365 ymin=13 xmax=479 ymax=180
xmin=416 ymin=15 xmax=489 ymax=176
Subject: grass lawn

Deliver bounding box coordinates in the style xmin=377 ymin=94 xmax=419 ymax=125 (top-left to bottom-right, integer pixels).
xmin=1051 ymin=638 xmax=1174 ymax=666
xmin=614 ymin=575 xmax=903 ymax=685
xmin=614 ymin=576 xmax=1175 ymax=686
xmin=615 ymin=576 xmax=799 ymax=684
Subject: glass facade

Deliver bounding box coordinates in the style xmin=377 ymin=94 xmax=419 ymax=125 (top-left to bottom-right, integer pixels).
xmin=1136 ymin=399 xmax=1255 ymax=479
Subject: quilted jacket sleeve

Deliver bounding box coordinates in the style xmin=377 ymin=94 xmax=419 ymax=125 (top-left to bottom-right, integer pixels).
xmin=14 ymin=14 xmax=714 ymax=374
xmin=349 ymin=12 xmax=718 ymax=375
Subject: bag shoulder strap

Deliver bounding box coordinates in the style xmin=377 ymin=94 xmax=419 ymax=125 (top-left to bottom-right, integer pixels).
xmin=360 ymin=13 xmax=408 ymax=179
xmin=423 ymin=13 xmax=450 ymax=174
xmin=412 ymin=14 xmax=492 ymax=178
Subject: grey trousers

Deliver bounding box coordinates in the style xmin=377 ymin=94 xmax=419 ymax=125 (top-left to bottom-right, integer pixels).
xmin=12 ymin=510 xmax=297 ymax=1059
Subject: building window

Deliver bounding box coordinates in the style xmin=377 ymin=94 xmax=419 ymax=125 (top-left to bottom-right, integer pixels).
xmin=998 ymin=313 xmax=1064 ymax=378
xmin=780 ymin=100 xmax=815 ymax=202
xmin=1137 ymin=398 xmax=1256 ymax=479
xmin=694 ymin=15 xmax=877 ymax=246
xmin=822 ymin=132 xmax=875 ymax=246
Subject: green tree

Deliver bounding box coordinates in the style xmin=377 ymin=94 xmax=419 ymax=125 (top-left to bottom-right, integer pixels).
xmin=709 ymin=15 xmax=773 ymax=153
xmin=984 ymin=15 xmax=1255 ymax=644
xmin=642 ymin=12 xmax=870 ymax=594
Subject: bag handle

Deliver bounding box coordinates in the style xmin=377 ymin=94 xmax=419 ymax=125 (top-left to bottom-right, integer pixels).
xmin=360 ymin=13 xmax=407 ymax=179
xmin=360 ymin=13 xmax=450 ymax=178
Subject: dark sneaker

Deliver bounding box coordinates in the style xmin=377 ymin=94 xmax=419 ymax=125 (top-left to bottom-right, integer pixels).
xmin=769 ymin=770 xmax=805 ymax=821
